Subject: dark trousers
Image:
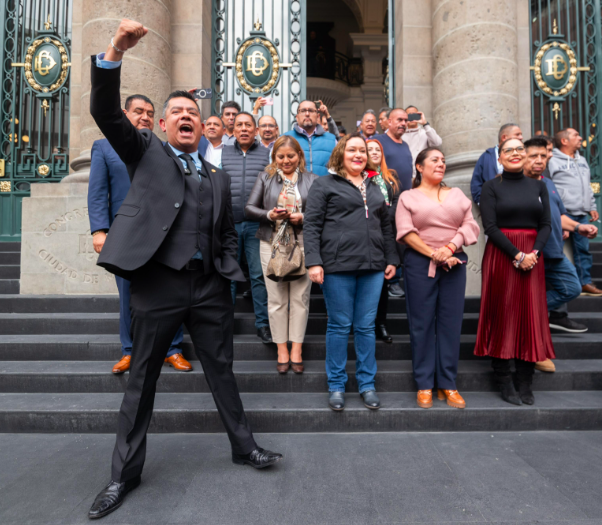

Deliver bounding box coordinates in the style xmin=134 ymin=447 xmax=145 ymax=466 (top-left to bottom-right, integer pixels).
xmin=403 ymin=249 xmax=466 ymax=390
xmin=111 ymin=260 xmax=257 ymax=483
xmin=375 ymin=281 xmax=389 ymax=326
xmin=115 ymin=275 xmax=183 ymax=357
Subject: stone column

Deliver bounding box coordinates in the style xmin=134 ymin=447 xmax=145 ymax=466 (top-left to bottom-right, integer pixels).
xmin=65 ymin=0 xmax=172 ymax=182
xmin=350 ymin=33 xmax=388 ymax=115
xmin=431 ymin=0 xmax=519 ymax=294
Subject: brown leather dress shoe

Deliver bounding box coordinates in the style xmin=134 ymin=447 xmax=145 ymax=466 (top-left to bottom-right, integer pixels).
xmin=164 ymin=353 xmax=193 ymax=371
xmin=112 ymin=355 xmax=131 ymax=374
xmin=291 ymin=362 xmax=304 ymax=374
xmin=417 ymin=389 xmax=433 ymax=408
xmin=277 ymin=361 xmax=290 ymax=374
xmin=535 ymin=359 xmax=556 ymax=373
xmin=437 ymin=389 xmax=466 ymax=409
xmin=581 ymin=283 xmax=602 ymax=296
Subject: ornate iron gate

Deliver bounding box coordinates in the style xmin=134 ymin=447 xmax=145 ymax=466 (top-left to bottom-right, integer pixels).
xmin=211 ymin=0 xmax=306 ymax=132
xmin=529 ymin=0 xmax=601 ymax=240
xmin=0 ymin=0 xmax=72 ymax=241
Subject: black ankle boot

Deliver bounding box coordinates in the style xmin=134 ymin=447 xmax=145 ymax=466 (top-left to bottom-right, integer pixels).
xmin=499 ymin=381 xmax=522 ymax=405
xmin=517 ymin=382 xmax=535 ymax=405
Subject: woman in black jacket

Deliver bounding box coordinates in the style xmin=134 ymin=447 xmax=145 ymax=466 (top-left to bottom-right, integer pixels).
xmin=245 ymin=136 xmax=318 ymax=374
xmin=304 ymin=133 xmax=399 ymax=411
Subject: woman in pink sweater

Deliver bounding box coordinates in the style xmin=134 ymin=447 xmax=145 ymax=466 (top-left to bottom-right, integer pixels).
xmin=396 ymin=147 xmax=480 ymax=409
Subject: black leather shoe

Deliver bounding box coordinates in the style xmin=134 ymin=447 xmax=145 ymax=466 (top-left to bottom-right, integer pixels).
xmin=361 ymin=390 xmax=381 ymax=410
xmin=376 ymin=324 xmax=393 ymax=344
xmin=232 ymin=447 xmax=283 ymax=469
xmin=328 ymin=392 xmax=345 ymax=411
xmin=257 ymin=326 xmax=273 ymax=344
xmin=499 ymin=381 xmax=522 ymax=406
xmin=517 ymin=382 xmax=535 ymax=405
xmin=88 ymin=476 xmax=141 ymax=520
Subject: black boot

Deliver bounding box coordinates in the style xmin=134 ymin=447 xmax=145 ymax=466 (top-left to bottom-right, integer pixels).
xmin=376 ymin=324 xmax=393 ymax=344
xmin=492 ymin=358 xmax=522 ymax=406
xmin=516 ymin=359 xmax=536 ymax=405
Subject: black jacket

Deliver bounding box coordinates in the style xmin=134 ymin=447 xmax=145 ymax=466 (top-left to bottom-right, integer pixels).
xmin=89 ymin=56 xmax=245 ymax=282
xmin=221 ymin=141 xmax=270 ymax=223
xmin=245 ymin=170 xmax=318 ymax=242
xmin=303 ymin=173 xmax=400 ymax=273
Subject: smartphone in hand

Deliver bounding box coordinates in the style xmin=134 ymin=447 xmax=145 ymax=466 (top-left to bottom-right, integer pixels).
xmin=264 ymin=97 xmax=274 ymax=105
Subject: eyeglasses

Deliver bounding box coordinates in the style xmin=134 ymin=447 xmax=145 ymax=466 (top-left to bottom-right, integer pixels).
xmin=298 ymin=108 xmax=317 ymax=114
xmin=259 ymin=124 xmax=277 ymax=129
xmin=501 ymin=146 xmax=526 ymax=155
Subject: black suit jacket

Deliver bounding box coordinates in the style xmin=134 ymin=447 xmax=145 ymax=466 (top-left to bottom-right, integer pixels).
xmin=89 ymin=57 xmax=245 ymax=282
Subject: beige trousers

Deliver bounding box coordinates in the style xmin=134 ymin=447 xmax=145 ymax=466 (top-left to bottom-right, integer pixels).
xmin=259 ymin=236 xmax=312 ymax=344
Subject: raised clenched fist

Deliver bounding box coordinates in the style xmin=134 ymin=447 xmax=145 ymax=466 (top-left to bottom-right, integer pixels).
xmin=106 ymin=19 xmax=148 ymax=60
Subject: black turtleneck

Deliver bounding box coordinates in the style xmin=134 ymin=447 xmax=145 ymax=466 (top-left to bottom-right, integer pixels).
xmin=480 ymin=170 xmax=551 ymax=258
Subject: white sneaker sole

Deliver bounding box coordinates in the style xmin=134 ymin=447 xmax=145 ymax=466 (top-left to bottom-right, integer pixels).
xmin=549 ymin=322 xmax=588 ymax=333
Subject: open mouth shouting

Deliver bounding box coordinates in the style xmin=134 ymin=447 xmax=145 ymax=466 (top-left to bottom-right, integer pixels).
xmin=178 ymin=122 xmax=195 ymax=140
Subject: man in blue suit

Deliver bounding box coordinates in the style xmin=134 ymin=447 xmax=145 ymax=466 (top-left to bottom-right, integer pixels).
xmin=470 ymin=123 xmax=523 ymax=205
xmin=88 ymin=94 xmax=192 ymax=374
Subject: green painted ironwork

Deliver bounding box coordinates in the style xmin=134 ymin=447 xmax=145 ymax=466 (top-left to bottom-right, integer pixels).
xmin=0 ymin=0 xmax=72 ymax=241
xmin=529 ymin=0 xmax=601 ymax=241
xmin=211 ymin=0 xmax=305 ymax=131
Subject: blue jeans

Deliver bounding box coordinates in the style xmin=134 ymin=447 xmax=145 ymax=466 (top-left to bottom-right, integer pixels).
xmin=115 ymin=275 xmax=183 ymax=357
xmin=231 ymin=221 xmax=269 ymax=329
xmin=567 ymin=214 xmax=593 ymax=286
xmin=544 ymin=256 xmax=582 ymax=311
xmin=321 ymin=270 xmax=384 ymax=393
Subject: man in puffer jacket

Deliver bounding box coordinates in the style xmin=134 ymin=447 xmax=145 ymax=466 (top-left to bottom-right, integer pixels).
xmin=549 ymin=128 xmax=602 ymax=296
xmin=284 ymin=100 xmax=337 ymax=176
xmin=221 ymin=112 xmax=273 ymax=340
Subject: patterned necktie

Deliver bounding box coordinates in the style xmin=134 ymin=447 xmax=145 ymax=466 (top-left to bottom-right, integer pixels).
xmin=179 ymin=153 xmax=200 ymax=179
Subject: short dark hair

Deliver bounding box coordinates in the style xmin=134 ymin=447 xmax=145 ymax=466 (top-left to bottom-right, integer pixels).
xmin=234 ymin=111 xmax=256 ymax=127
xmin=498 ymin=123 xmax=520 ymax=143
xmin=162 ymin=90 xmax=200 ymax=117
xmin=554 ymin=128 xmax=572 ymax=149
xmin=125 ymin=94 xmax=154 ymax=111
xmin=524 ymin=137 xmax=549 ymax=151
xmin=379 ymin=107 xmax=392 ymax=117
xmin=221 ymin=100 xmax=241 ymax=114
xmin=405 ymin=105 xmax=418 ymax=112
xmin=339 ymin=126 xmax=347 ymax=134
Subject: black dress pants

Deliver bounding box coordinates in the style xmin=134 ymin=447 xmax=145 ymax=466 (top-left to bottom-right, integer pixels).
xmin=111 ymin=260 xmax=257 ymax=483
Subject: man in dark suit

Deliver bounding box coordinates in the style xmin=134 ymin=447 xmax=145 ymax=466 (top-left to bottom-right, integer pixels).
xmin=87 ymin=19 xmax=282 ymax=520
xmin=88 ymin=94 xmax=191 ymax=374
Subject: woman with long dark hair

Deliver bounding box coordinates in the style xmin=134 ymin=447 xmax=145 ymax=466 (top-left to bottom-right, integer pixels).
xmin=366 ymin=138 xmax=402 ymax=343
xmin=245 ymin=136 xmax=318 ymax=374
xmin=396 ymin=147 xmax=479 ymax=409
xmin=475 ymin=138 xmax=555 ymax=405
xmin=304 ymin=133 xmax=399 ymax=411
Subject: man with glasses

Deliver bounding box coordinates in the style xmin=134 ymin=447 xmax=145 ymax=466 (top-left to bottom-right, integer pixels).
xmin=471 ymin=123 xmax=523 ymax=205
xmin=284 ymin=100 xmax=337 ymax=175
xmin=257 ymin=115 xmax=279 ymax=155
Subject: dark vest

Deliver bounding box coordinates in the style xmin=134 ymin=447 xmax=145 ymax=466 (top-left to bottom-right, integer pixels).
xmin=152 ymin=168 xmax=214 ymax=272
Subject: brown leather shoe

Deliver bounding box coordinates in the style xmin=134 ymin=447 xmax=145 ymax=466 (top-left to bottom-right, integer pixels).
xmin=417 ymin=389 xmax=433 ymax=408
xmin=535 ymin=359 xmax=556 ymax=373
xmin=164 ymin=353 xmax=193 ymax=371
xmin=291 ymin=362 xmax=304 ymax=374
xmin=437 ymin=389 xmax=466 ymax=409
xmin=112 ymin=355 xmax=131 ymax=374
xmin=581 ymin=283 xmax=602 ymax=296
xmin=277 ymin=361 xmax=290 ymax=374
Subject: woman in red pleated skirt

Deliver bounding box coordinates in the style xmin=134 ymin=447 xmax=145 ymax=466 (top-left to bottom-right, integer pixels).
xmin=474 ymin=138 xmax=555 ymax=406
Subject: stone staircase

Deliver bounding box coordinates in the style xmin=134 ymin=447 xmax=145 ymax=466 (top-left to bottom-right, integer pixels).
xmin=0 ymin=242 xmax=601 ymax=433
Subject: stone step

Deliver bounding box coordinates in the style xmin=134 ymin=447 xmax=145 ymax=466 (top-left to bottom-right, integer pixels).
xmin=1 ymin=390 xmax=601 ymax=433
xmin=1 ymin=293 xmax=600 ymax=314
xmin=1 ymin=333 xmax=600 ymax=361
xmin=0 ymin=281 xmax=19 ymax=295
xmin=0 ymin=266 xmax=19 ymax=279
xmin=0 ymin=242 xmax=21 ymax=252
xmin=2 ymin=311 xmax=602 ymax=335
xmin=0 ymin=359 xmax=599 ymax=394
xmin=592 ymin=263 xmax=602 ymax=278
xmin=0 ymin=252 xmax=20 ymax=265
